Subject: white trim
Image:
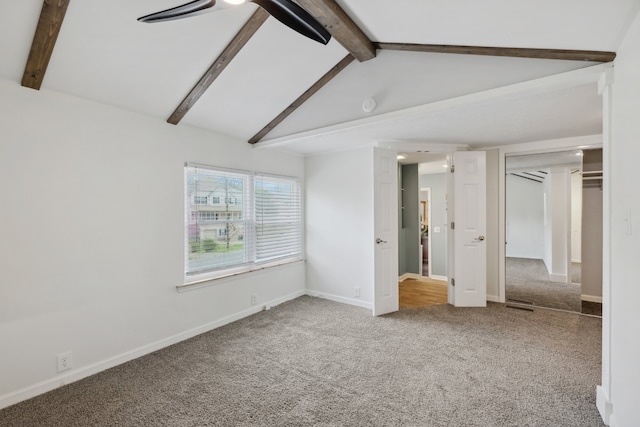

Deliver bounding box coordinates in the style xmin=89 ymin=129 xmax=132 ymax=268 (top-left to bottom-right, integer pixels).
xmin=582 ymin=294 xmax=603 ymax=303
xmin=431 ymin=274 xmax=448 ymax=281
xmin=0 ymin=290 xmax=304 ymax=411
xmin=596 ymin=385 xmax=613 ymax=426
xmin=399 ymin=273 xmax=420 ymax=281
xmin=486 ymin=295 xmax=501 ymax=303
xmin=381 ymin=142 xmax=469 ymax=154
xmin=549 ymin=273 xmax=568 ymax=283
xmin=257 ymin=64 xmax=613 ymax=149
xmin=178 ymin=259 xmax=305 ymax=292
xmin=305 ymin=290 xmax=373 ymax=310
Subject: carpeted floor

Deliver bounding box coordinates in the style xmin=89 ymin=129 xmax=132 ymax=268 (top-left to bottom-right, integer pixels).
xmin=506 ymin=257 xmax=582 ymax=313
xmin=0 ymin=296 xmax=604 ymax=426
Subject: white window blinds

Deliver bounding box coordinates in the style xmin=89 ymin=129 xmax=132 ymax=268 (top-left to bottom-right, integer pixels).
xmin=255 ymin=174 xmax=302 ymax=263
xmin=185 ymin=164 xmax=302 ymax=279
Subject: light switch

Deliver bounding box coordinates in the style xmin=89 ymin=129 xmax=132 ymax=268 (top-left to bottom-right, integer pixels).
xmin=434 ymin=226 xmax=441 ymax=233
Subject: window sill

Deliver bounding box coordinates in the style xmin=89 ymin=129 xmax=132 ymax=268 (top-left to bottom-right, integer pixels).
xmin=176 ymin=258 xmax=304 ymax=293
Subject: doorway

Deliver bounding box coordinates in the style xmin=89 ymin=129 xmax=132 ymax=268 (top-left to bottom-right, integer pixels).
xmin=504 ymin=149 xmax=603 ymax=315
xmin=397 ymin=153 xmax=450 ymax=308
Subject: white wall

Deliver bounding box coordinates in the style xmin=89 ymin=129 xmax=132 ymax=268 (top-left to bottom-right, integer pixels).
xmin=605 ymin=9 xmax=640 ymax=426
xmin=0 ymin=79 xmax=305 ymax=408
xmin=305 ymin=148 xmax=374 ymax=308
xmin=506 ymin=174 xmax=545 ymax=259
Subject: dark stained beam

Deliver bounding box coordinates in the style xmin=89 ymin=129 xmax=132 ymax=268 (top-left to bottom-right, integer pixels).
xmin=295 ymin=0 xmax=375 ymax=62
xmin=374 ymin=42 xmax=616 ymax=63
xmin=248 ymin=54 xmax=354 ymax=144
xmin=22 ymin=0 xmax=71 ymax=90
xmin=167 ymin=8 xmax=269 ymax=125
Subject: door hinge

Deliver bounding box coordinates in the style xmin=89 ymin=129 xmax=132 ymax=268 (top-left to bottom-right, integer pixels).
xmin=451 ymin=278 xmax=455 ymax=287
xmin=451 ymin=221 xmax=455 ymax=230
xmin=450 ymin=165 xmax=455 ymax=173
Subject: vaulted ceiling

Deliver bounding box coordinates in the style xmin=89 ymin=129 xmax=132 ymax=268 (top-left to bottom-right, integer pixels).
xmin=1 ymin=1 xmax=638 ymax=156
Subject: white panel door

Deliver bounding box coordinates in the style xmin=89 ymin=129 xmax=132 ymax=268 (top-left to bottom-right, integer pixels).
xmin=373 ymin=147 xmax=399 ymax=316
xmin=453 ymin=151 xmax=487 ymax=307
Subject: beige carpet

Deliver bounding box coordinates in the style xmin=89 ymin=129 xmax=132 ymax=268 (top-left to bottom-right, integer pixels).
xmin=0 ymin=296 xmax=604 ymax=426
xmin=506 ymin=257 xmax=582 ymax=312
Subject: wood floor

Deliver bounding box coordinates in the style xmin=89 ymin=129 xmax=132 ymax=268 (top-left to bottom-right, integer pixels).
xmin=399 ymin=277 xmax=448 ymax=308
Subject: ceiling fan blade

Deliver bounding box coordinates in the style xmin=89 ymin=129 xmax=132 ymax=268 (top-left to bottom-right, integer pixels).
xmin=138 ymin=0 xmax=216 ymax=23
xmin=250 ymin=0 xmax=331 ymax=45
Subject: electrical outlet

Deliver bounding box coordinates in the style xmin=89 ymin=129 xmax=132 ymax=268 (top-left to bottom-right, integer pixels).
xmin=251 ymin=294 xmax=257 ymax=305
xmin=57 ymin=351 xmax=72 ymax=373
xmin=354 ymin=287 xmax=361 ymax=298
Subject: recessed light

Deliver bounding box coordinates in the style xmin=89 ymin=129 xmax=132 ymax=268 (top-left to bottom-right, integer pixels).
xmin=397 ymin=154 xmax=407 ymax=160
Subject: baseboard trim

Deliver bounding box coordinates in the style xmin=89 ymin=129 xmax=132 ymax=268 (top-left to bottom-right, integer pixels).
xmin=305 ymin=290 xmax=373 ymax=310
xmin=486 ymin=295 xmax=501 ymax=303
xmin=0 ymin=290 xmax=305 ymax=411
xmin=399 ymin=273 xmax=420 ymax=281
xmin=582 ymin=294 xmax=603 ymax=303
xmin=596 ymin=385 xmax=613 ymax=425
xmin=430 ymin=275 xmax=448 ymax=282
xmin=549 ymin=273 xmax=568 ymax=283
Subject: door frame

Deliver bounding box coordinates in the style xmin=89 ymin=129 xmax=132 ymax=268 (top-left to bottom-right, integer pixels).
xmin=419 ymin=187 xmax=432 ymax=278
xmin=497 ymin=135 xmax=603 ymax=303
xmin=379 ymin=142 xmax=466 ymax=313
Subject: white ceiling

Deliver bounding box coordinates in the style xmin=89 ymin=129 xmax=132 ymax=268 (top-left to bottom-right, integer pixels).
xmin=1 ymin=0 xmax=638 ymax=156
xmin=506 ymin=150 xmax=583 ymax=172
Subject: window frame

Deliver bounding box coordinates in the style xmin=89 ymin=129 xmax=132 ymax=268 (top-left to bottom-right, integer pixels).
xmin=183 ymin=163 xmax=303 ymax=287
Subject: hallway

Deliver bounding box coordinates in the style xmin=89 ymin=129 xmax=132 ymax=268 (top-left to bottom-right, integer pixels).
xmin=399 ymin=277 xmax=448 ymax=308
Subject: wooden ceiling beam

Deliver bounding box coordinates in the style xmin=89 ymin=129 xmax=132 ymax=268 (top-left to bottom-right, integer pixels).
xmin=295 ymin=0 xmax=375 ymax=62
xmin=22 ymin=0 xmax=71 ymax=90
xmin=249 ymin=54 xmax=354 ymax=144
xmin=374 ymin=42 xmax=616 ymax=62
xmin=167 ymin=8 xmax=269 ymax=125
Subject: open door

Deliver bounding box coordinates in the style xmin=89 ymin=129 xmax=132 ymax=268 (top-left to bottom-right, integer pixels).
xmin=373 ymin=147 xmax=399 ymax=316
xmin=451 ymin=151 xmax=487 ymax=307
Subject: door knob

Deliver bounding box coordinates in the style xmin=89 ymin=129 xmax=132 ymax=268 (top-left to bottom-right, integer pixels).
xmin=376 ymin=238 xmax=387 ymax=244
xmin=476 ymin=235 xmax=485 ymax=241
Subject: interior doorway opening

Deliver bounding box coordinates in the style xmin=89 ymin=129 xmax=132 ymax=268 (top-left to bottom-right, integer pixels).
xmin=397 ymin=152 xmax=450 ymax=308
xmin=504 ymin=149 xmax=603 ymax=315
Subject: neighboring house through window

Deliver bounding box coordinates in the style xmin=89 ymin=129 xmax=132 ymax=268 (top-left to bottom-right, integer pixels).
xmin=185 ymin=163 xmax=302 ymax=280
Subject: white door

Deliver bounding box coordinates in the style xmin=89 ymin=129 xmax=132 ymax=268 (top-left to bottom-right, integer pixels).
xmin=452 ymin=151 xmax=487 ymax=307
xmin=373 ymin=147 xmax=399 ymax=316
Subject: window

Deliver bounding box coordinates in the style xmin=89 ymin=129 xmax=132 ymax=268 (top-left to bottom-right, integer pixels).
xmin=255 ymin=174 xmax=302 ymax=263
xmin=185 ymin=163 xmax=302 ymax=280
